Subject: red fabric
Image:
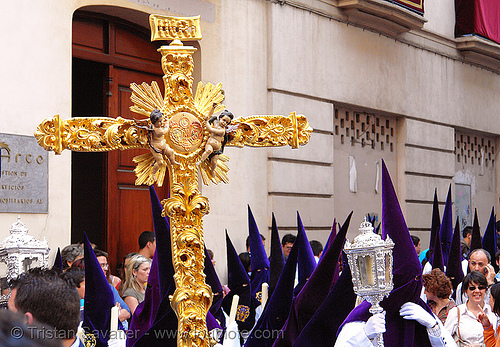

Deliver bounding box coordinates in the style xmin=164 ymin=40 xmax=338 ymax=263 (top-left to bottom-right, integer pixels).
xmin=475 ymin=0 xmax=500 ymax=44
xmin=393 ymin=0 xmax=424 ymax=14
xmin=455 ymin=0 xmax=500 ymax=45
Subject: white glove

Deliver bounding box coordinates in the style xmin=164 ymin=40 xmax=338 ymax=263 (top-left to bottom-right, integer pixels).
xmin=399 ymin=302 xmax=437 ymax=328
xmin=364 ymin=312 xmax=386 ymax=340
xmin=107 ymin=338 xmax=126 ymax=347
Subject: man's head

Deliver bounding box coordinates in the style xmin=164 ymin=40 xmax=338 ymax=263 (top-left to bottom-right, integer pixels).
xmin=238 ymin=252 xmax=251 ymax=274
xmin=61 ymin=244 xmax=83 ymax=270
xmin=9 ymin=268 xmax=80 ymax=342
xmin=245 ymin=234 xmax=266 ymax=252
xmin=0 ymin=310 xmax=61 ymax=347
xmin=281 ymin=234 xmax=296 ymax=258
xmin=138 ymin=231 xmax=156 ymax=259
xmin=309 ymin=240 xmax=323 ymax=257
xmin=60 ymin=268 xmax=85 ymax=300
xmin=462 ymin=226 xmax=473 ymax=246
xmin=94 ymin=249 xmax=109 ymax=275
xmin=469 ymin=248 xmax=491 ymax=273
xmin=207 ymin=249 xmax=216 ymax=267
xmin=410 ymin=235 xmax=421 ymax=255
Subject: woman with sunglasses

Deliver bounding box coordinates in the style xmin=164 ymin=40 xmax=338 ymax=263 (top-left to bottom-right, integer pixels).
xmin=477 ymin=283 xmax=500 ymax=346
xmin=444 ymin=271 xmax=496 ymax=346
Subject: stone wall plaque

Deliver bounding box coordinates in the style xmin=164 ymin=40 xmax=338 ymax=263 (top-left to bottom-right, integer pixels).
xmin=0 ymin=133 xmax=48 ymax=213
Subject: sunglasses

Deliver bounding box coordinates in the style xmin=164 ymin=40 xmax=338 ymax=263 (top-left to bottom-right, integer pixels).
xmin=468 ymin=285 xmax=487 ymax=291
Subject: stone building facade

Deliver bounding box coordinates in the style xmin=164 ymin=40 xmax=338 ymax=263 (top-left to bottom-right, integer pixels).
xmin=0 ymin=0 xmax=498 ymax=280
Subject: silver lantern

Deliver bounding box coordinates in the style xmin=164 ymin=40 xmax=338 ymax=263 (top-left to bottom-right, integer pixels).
xmin=0 ymin=216 xmax=50 ymax=307
xmin=344 ymin=217 xmax=394 ymax=347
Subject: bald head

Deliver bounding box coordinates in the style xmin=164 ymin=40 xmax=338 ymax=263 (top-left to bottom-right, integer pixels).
xmin=469 ymin=248 xmax=491 ymax=274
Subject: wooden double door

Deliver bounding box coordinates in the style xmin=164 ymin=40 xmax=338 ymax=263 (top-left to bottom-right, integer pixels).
xmin=71 ymin=12 xmax=169 ymax=273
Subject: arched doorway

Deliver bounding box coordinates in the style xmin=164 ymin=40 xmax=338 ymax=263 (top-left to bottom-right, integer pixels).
xmin=71 ymin=8 xmax=200 ymax=273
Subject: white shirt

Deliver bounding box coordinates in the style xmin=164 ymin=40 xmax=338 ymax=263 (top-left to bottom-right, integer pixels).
xmin=444 ymin=303 xmax=496 ymax=345
xmin=423 ymin=262 xmax=433 ymax=275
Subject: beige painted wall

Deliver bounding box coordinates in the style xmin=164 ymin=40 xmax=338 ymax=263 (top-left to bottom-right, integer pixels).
xmin=0 ymin=0 xmax=499 ymax=282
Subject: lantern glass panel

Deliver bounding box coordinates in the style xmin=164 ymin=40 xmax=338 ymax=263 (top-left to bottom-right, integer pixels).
xmin=358 ymin=255 xmax=375 ymax=286
xmin=384 ymin=253 xmax=391 ymax=283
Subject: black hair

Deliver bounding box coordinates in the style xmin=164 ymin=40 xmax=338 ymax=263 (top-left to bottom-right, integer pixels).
xmin=462 ymin=226 xmax=473 ymax=239
xmin=245 ymin=234 xmax=266 ymax=250
xmin=13 ymin=268 xmax=80 ymax=339
xmin=490 ymin=283 xmax=500 ymax=315
xmin=496 ymin=220 xmax=500 ymax=232
xmin=60 ymin=268 xmax=85 ymax=289
xmin=150 ymin=109 xmax=163 ymax=124
xmin=461 ymin=270 xmax=488 ymax=297
xmin=238 ymin=252 xmax=251 ymax=273
xmin=411 ymin=235 xmax=420 ymax=247
xmin=139 ymin=231 xmax=155 ymax=249
xmin=0 ymin=310 xmax=61 ymax=347
xmin=281 ymin=234 xmax=297 ymax=246
xmin=93 ymin=249 xmax=108 ymax=258
xmin=219 ymin=110 xmax=234 ymax=121
xmin=309 ymin=240 xmax=324 ymax=256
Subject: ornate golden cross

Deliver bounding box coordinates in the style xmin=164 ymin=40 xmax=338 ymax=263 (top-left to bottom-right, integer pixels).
xmin=35 ymin=14 xmax=311 ymax=347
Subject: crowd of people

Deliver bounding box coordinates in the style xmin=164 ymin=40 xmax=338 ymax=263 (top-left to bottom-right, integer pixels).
xmin=2 ymin=162 xmax=500 ymax=347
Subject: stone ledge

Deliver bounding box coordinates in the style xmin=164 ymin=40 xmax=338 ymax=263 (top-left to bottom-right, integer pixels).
xmin=456 ymin=36 xmax=500 ymax=72
xmin=337 ymin=0 xmax=426 ymax=35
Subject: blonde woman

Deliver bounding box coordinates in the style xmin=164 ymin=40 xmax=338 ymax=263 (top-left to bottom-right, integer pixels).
xmin=121 ymin=254 xmax=151 ymax=315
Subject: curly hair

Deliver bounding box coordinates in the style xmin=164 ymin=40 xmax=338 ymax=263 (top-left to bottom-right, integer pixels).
xmin=422 ymin=268 xmax=453 ymax=299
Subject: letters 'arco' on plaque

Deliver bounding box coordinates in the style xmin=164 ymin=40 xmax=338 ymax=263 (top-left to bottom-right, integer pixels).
xmin=34 ymin=14 xmax=312 ymax=347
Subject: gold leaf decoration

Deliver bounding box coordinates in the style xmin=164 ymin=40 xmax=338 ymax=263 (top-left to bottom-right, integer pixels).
xmin=227 ymin=113 xmax=312 ymax=149
xmin=34 ymin=116 xmax=148 ymax=154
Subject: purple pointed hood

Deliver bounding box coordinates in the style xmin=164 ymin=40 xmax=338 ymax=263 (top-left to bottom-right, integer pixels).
xmin=446 ymin=218 xmax=464 ymax=292
xmin=248 ymin=205 xmax=270 ymax=301
xmin=128 ymin=251 xmax=161 ymax=346
xmin=323 ymin=218 xmax=337 ymax=252
xmin=293 ymin=258 xmax=356 ymax=346
xmin=482 ymin=207 xmax=497 ymax=272
xmin=204 ymin=245 xmax=225 ymax=328
xmin=428 ymin=189 xmax=440 ymax=264
xmin=342 ymin=160 xmax=432 ymax=347
xmin=53 ymin=247 xmax=63 ymax=271
xmin=128 ymin=185 xmax=177 ymax=347
xmin=226 ymin=231 xmax=250 ymax=290
xmin=293 ymin=212 xmax=317 ymax=295
xmin=431 ymin=227 xmax=444 ymax=272
xmin=245 ymin=219 xmax=301 ymax=347
xmin=269 ymin=213 xmax=285 ymax=297
xmin=273 ymin=212 xmax=352 ymax=346
xmin=439 ymin=185 xmax=453 ymax=266
xmin=325 ymin=219 xmax=339 ymax=284
xmin=470 ymin=209 xmax=482 ymax=254
xmin=82 ymin=233 xmax=116 ymax=347
xmin=222 ymin=231 xmax=256 ymax=333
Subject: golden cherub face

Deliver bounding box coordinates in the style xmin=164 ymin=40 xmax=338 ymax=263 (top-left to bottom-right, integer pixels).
xmin=219 ymin=115 xmax=232 ymax=127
